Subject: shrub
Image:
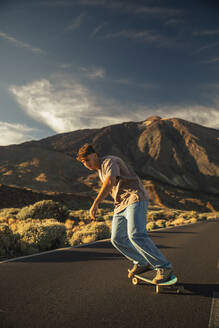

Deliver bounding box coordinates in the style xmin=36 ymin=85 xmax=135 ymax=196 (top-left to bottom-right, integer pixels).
xmin=163 ymin=210 xmax=181 ymax=220
xmin=0 ymin=217 xmax=7 ymax=223
xmin=188 ymin=218 xmax=198 ymax=224
xmin=172 ymin=218 xmax=187 ymax=226
xmin=0 ymin=208 xmax=20 ymax=219
xmin=69 ymin=208 xmax=111 ymax=222
xmin=187 ymin=211 xmax=198 ymax=219
xmin=156 ymin=220 xmax=166 ymax=228
xmin=0 ymin=224 xmax=18 ymax=258
xmin=69 ymin=209 xmax=90 ymax=221
xmin=65 ymin=219 xmax=74 ymax=230
xmin=198 ymin=213 xmax=208 ymax=221
xmin=146 ymin=222 xmax=157 ymax=231
xmin=206 ymin=214 xmax=218 ymax=221
xmin=165 ymin=221 xmax=174 ymax=227
xmin=69 ymin=222 xmax=111 ymax=246
xmin=147 ymin=211 xmax=166 ymax=221
xmin=15 ymin=219 xmax=68 ymax=254
xmin=16 ymin=200 xmax=69 ymax=222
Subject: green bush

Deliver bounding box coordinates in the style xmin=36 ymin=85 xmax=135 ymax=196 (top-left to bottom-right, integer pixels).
xmin=16 ymin=200 xmax=69 ymax=222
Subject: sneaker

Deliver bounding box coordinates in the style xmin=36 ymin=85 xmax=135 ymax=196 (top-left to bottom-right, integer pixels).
xmin=128 ymin=263 xmax=152 ymax=278
xmin=152 ymin=267 xmax=174 ymax=284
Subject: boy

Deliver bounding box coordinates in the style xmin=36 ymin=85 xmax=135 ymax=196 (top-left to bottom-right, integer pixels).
xmin=76 ymin=143 xmax=173 ymax=283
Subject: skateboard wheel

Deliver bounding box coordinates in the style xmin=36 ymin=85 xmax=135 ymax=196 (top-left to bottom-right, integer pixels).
xmin=177 ymin=286 xmax=184 ymax=294
xmin=132 ymin=277 xmax=139 ymax=285
xmin=156 ymin=285 xmax=161 ymax=294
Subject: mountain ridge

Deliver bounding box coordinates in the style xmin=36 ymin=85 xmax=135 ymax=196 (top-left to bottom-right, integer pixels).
xmin=0 ymin=116 xmax=219 ymax=211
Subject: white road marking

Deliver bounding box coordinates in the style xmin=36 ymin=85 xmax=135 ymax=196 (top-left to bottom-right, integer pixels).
xmin=208 ymin=292 xmax=219 ymax=328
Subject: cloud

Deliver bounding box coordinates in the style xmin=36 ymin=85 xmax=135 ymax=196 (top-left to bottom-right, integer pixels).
xmin=165 ymin=18 xmax=184 ymax=26
xmin=113 ymin=78 xmax=158 ymax=90
xmin=58 ymin=63 xmax=73 ymax=69
xmin=135 ymin=7 xmax=181 ymax=17
xmin=66 ymin=13 xmax=86 ymax=31
xmin=9 ymin=77 xmax=125 ymax=133
xmin=9 ymin=77 xmax=219 ymax=136
xmin=0 ymin=31 xmax=46 ymax=55
xmin=37 ymin=1 xmax=181 ymax=19
xmin=79 ymin=66 xmax=105 ymax=79
xmin=201 ymin=57 xmax=219 ymax=64
xmin=155 ymin=105 xmax=219 ymax=130
xmin=91 ymin=22 xmax=108 ymax=37
xmin=0 ymin=122 xmax=36 ymax=146
xmin=193 ymin=29 xmax=219 ymax=37
xmin=191 ymin=41 xmax=219 ymax=55
xmin=103 ymin=29 xmax=173 ymax=47
xmin=75 ymin=0 xmax=182 ymax=18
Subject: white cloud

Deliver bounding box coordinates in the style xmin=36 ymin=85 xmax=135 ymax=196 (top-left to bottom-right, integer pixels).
xmin=135 ymin=7 xmax=181 ymax=17
xmin=201 ymin=57 xmax=219 ymax=64
xmin=114 ymin=78 xmax=158 ymax=90
xmin=165 ymin=19 xmax=184 ymax=26
xmin=58 ymin=63 xmax=73 ymax=69
xmin=9 ymin=77 xmax=127 ymax=133
xmin=79 ymin=66 xmax=105 ymax=79
xmin=0 ymin=122 xmax=36 ymax=146
xmin=37 ymin=1 xmax=182 ymax=20
xmin=66 ymin=13 xmax=86 ymax=31
xmin=191 ymin=41 xmax=219 ymax=55
xmin=0 ymin=32 xmax=46 ymax=55
xmin=91 ymin=22 xmax=108 ymax=37
xmin=103 ymin=29 xmax=174 ymax=47
xmin=9 ymin=77 xmax=219 ymax=136
xmin=193 ymin=29 xmax=219 ymax=37
xmin=154 ymin=105 xmax=219 ymax=130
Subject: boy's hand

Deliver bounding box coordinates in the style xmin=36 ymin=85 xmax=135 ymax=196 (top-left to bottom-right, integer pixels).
xmin=89 ymin=202 xmax=98 ymax=220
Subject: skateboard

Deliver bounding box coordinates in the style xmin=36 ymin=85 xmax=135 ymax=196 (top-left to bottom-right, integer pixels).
xmin=128 ymin=270 xmax=182 ymax=294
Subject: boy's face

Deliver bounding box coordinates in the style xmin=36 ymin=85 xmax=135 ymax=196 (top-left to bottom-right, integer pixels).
xmin=81 ymin=153 xmax=99 ymax=170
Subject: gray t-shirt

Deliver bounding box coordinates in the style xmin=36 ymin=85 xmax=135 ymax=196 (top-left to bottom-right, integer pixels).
xmin=98 ymin=155 xmax=149 ymax=214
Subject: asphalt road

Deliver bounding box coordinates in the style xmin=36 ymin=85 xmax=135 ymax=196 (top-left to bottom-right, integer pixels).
xmin=0 ymin=221 xmax=219 ymax=328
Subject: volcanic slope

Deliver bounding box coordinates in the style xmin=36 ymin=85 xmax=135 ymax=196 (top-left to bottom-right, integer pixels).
xmin=0 ymin=116 xmax=218 ymax=211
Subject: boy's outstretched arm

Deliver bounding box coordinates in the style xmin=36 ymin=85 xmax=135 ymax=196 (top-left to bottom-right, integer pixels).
xmin=90 ymin=176 xmax=116 ymax=220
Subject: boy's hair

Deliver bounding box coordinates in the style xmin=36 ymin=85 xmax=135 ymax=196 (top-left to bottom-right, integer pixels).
xmin=76 ymin=143 xmax=97 ymax=161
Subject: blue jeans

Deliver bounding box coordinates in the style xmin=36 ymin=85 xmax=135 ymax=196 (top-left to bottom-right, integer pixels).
xmin=111 ymin=200 xmax=172 ymax=269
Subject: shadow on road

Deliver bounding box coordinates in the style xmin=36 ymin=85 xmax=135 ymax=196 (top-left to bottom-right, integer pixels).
xmin=5 ymin=239 xmax=178 ymax=264
xmin=13 ymin=248 xmax=124 ymax=263
xmin=152 ymin=230 xmax=197 ymax=235
xmin=180 ymin=283 xmax=219 ymax=297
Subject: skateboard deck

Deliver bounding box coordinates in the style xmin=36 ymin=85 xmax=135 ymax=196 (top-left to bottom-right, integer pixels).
xmin=128 ymin=270 xmax=182 ymax=294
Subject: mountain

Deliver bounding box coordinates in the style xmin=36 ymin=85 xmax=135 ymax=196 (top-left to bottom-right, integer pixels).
xmin=0 ymin=116 xmax=219 ymax=211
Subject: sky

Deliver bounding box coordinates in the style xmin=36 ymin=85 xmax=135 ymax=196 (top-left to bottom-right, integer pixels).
xmin=1 ymin=0 xmax=219 ymax=145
